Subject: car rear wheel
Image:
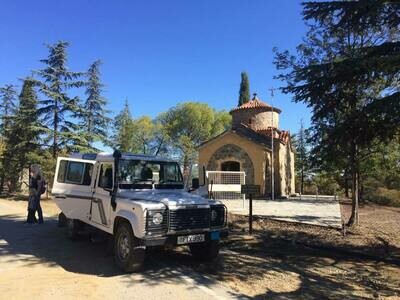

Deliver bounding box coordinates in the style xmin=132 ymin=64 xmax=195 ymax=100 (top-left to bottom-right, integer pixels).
xmin=189 ymin=240 xmax=219 ymax=261
xmin=66 ymin=219 xmax=83 ymax=240
xmin=114 ymin=222 xmax=145 ymax=272
xmin=58 ymin=212 xmax=67 ymax=227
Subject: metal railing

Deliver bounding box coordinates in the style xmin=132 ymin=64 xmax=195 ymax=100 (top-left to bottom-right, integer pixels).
xmin=206 ymin=171 xmax=246 ymax=203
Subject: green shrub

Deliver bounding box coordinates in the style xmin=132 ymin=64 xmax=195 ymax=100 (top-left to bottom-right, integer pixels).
xmin=364 ymin=187 xmax=400 ymax=207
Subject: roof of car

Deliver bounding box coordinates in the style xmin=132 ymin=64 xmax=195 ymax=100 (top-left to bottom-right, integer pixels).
xmin=68 ymin=152 xmax=175 ymax=162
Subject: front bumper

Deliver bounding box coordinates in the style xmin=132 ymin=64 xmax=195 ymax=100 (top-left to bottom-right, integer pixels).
xmin=141 ymin=229 xmax=229 ymax=247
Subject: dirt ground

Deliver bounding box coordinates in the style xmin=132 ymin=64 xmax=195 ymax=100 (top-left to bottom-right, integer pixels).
xmin=1 ymin=196 xmax=399 ymax=299
xmin=209 ymin=201 xmax=400 ymax=298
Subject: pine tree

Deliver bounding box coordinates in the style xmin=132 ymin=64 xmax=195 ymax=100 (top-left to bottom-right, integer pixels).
xmin=112 ymin=100 xmax=135 ymax=152
xmin=35 ymin=41 xmax=86 ymax=157
xmin=238 ymin=72 xmax=250 ymax=106
xmin=0 ymin=84 xmax=17 ymax=191
xmin=294 ymin=120 xmax=311 ymax=194
xmin=2 ymin=78 xmax=41 ymax=192
xmin=274 ymin=1 xmax=400 ymax=226
xmin=79 ymin=60 xmax=109 ymax=148
xmin=13 ymin=78 xmax=41 ymax=161
xmin=0 ymin=84 xmax=17 ymax=137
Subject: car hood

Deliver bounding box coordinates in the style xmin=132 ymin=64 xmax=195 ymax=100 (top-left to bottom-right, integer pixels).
xmin=118 ymin=189 xmax=210 ymax=207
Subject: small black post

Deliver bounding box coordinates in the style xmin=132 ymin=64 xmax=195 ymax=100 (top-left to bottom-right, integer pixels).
xmin=249 ymin=193 xmax=253 ymax=234
xmin=241 ymin=184 xmax=260 ymax=235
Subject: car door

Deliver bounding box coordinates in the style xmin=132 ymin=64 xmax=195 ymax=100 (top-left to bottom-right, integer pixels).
xmin=90 ymin=162 xmax=113 ymax=227
xmin=53 ymin=157 xmax=95 ymax=221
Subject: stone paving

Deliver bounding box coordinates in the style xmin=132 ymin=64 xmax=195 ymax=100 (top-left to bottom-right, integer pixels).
xmin=221 ymin=195 xmax=342 ymax=228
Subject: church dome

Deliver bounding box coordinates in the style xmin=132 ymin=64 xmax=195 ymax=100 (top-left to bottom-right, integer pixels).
xmin=230 ymin=93 xmax=281 ymax=130
xmin=230 ymin=94 xmax=281 ymax=114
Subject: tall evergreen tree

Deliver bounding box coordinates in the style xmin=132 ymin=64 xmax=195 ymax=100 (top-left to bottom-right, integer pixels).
xmin=0 ymin=84 xmax=17 ymax=137
xmin=14 ymin=78 xmax=41 ymax=158
xmin=274 ymin=1 xmax=400 ymax=226
xmin=293 ymin=120 xmax=311 ymax=194
xmin=1 ymin=78 xmax=41 ymax=192
xmin=79 ymin=60 xmax=109 ymax=148
xmin=35 ymin=41 xmax=85 ymax=157
xmin=238 ymin=72 xmax=250 ymax=106
xmin=112 ymin=100 xmax=135 ymax=152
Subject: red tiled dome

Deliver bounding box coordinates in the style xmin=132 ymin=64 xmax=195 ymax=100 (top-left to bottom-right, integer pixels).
xmin=230 ymin=94 xmax=281 ymax=114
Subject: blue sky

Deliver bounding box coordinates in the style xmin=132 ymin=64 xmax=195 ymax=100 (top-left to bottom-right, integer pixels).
xmin=1 ymin=0 xmax=310 ymax=143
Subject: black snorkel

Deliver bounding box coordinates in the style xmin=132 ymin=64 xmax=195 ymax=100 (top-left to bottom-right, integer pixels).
xmin=111 ymin=150 xmax=122 ymax=211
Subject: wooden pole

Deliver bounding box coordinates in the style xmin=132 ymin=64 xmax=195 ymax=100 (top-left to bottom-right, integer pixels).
xmin=249 ymin=193 xmax=253 ymax=234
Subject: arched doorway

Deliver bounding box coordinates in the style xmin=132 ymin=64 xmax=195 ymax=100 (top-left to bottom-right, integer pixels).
xmin=207 ymin=144 xmax=254 ymax=184
xmin=221 ymin=161 xmax=240 ymax=171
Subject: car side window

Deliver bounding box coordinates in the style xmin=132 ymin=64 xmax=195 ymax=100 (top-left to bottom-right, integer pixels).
xmin=98 ymin=163 xmax=113 ymax=189
xmin=83 ymin=164 xmax=93 ymax=185
xmin=57 ymin=160 xmax=93 ymax=186
xmin=66 ymin=162 xmax=84 ymax=183
xmin=57 ymin=160 xmax=68 ymax=183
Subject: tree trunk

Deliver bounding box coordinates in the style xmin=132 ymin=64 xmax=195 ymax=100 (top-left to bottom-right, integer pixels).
xmin=359 ymin=175 xmax=364 ymax=204
xmin=182 ymin=155 xmax=190 ymax=187
xmin=53 ymin=101 xmax=58 ymax=158
xmin=0 ymin=174 xmax=4 ymax=193
xmin=347 ymin=143 xmax=359 ymax=227
xmin=344 ymin=168 xmax=349 ymax=198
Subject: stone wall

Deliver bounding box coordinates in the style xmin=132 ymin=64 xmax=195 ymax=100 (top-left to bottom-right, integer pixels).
xmin=276 ymin=141 xmax=295 ymax=197
xmin=206 ymin=144 xmax=255 ymax=184
xmin=231 ymin=110 xmax=280 ymax=129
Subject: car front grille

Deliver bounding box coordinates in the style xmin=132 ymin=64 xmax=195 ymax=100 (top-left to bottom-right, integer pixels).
xmin=169 ymin=208 xmax=210 ymax=232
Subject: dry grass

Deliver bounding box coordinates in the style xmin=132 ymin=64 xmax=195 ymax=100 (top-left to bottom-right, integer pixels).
xmin=202 ymin=202 xmax=400 ymax=298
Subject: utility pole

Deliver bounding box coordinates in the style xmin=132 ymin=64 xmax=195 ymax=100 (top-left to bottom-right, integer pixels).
xmin=269 ymin=88 xmax=277 ymax=201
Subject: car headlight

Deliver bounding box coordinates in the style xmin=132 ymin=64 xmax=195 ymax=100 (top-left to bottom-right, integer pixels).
xmin=152 ymin=212 xmax=163 ymax=225
xmin=210 ymin=205 xmax=226 ymax=227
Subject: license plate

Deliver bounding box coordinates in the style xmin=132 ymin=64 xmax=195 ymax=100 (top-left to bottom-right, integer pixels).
xmin=177 ymin=234 xmax=205 ymax=245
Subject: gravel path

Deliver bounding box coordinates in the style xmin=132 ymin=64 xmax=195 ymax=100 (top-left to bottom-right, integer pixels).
xmin=222 ymin=196 xmax=342 ymax=227
xmin=0 ymin=198 xmax=239 ymax=300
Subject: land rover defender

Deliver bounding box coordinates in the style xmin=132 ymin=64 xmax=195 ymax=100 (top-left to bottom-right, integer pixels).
xmin=52 ymin=151 xmax=227 ymax=272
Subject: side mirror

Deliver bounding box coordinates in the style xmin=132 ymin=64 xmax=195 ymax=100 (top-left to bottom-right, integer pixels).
xmin=192 ymin=178 xmax=199 ymax=190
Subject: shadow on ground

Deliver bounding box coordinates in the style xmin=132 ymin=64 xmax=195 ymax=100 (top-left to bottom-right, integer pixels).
xmin=0 ymin=214 xmax=246 ymax=298
xmin=1 ymin=213 xmax=399 ymax=299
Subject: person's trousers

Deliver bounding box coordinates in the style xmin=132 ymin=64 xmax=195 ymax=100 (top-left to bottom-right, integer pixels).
xmin=26 ymin=209 xmax=36 ymax=223
xmin=36 ymin=202 xmax=43 ymax=223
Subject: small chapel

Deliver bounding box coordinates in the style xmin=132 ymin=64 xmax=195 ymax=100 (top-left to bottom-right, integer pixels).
xmin=198 ymin=93 xmax=295 ymax=197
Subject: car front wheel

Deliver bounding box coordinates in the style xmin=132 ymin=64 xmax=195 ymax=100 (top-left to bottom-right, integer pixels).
xmin=114 ymin=222 xmax=145 ymax=272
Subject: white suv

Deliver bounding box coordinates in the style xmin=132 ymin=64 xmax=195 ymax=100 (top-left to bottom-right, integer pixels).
xmin=52 ymin=151 xmax=228 ymax=272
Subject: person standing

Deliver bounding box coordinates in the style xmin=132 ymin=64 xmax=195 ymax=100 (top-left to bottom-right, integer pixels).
xmin=26 ymin=165 xmax=44 ymax=224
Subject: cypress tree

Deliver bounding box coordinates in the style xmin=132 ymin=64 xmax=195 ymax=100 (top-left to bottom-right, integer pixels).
xmin=238 ymin=72 xmax=250 ymax=106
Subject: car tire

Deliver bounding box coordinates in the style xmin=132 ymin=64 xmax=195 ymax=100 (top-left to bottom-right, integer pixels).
xmin=189 ymin=240 xmax=219 ymax=262
xmin=66 ymin=219 xmax=82 ymax=240
xmin=114 ymin=222 xmax=145 ymax=273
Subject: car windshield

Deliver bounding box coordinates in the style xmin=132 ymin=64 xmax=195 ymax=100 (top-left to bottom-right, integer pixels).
xmin=118 ymin=159 xmax=184 ymax=189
